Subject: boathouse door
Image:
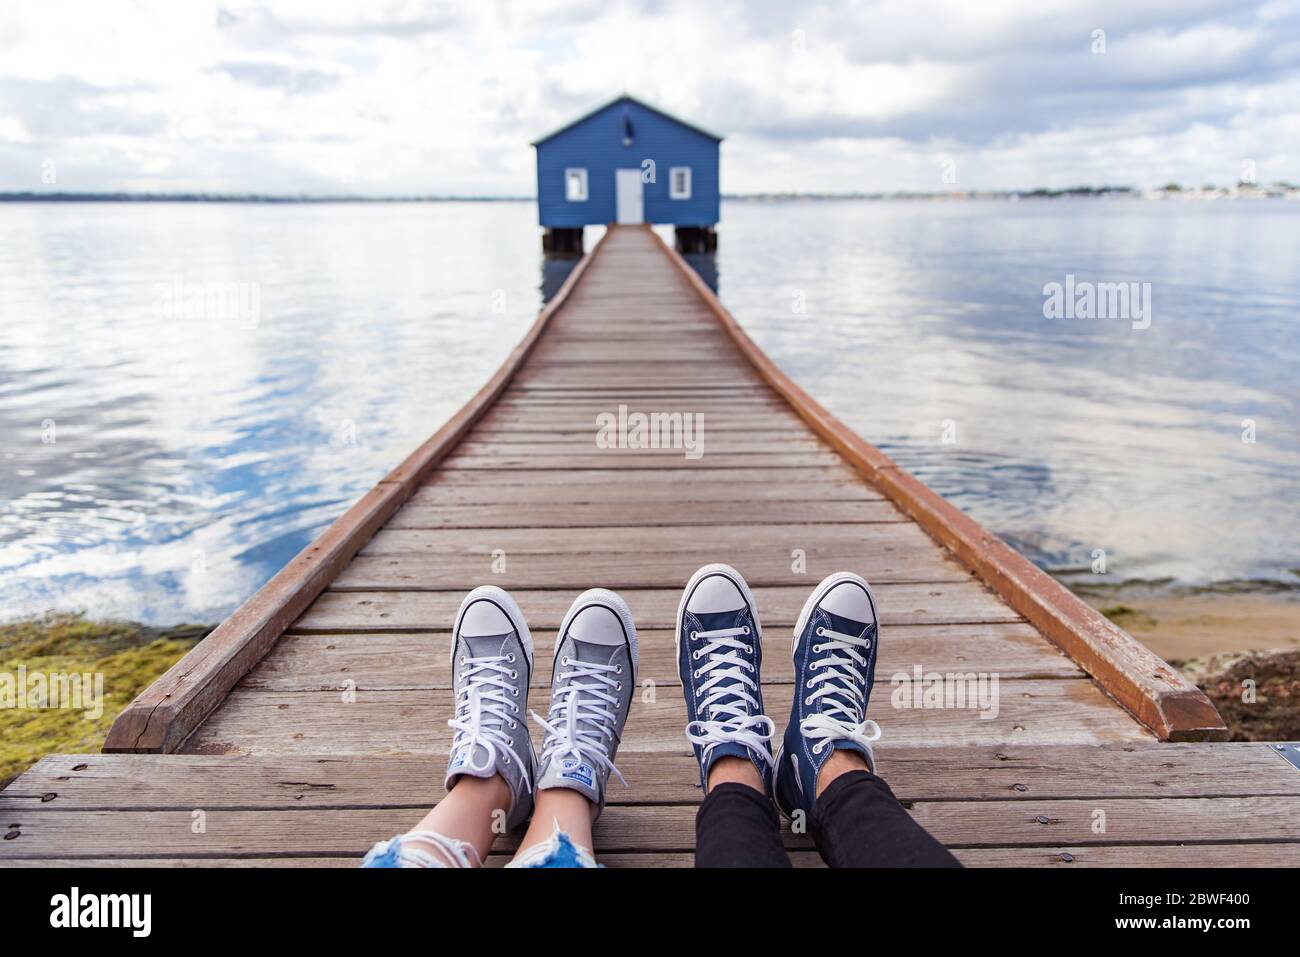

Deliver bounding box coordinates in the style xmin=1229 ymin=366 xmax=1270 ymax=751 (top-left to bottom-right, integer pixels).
xmin=615 ymin=169 xmax=644 ymax=224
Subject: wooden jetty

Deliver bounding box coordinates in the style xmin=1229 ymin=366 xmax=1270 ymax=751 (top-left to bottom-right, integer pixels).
xmin=4 ymin=225 xmax=1299 ymax=867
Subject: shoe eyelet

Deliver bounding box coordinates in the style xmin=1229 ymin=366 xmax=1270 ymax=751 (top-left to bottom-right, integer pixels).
xmin=863 ymin=639 xmax=871 ymax=648
xmin=812 ymin=743 xmax=824 ymax=755
xmin=693 ymin=669 xmax=701 ymax=679
xmin=509 ymin=720 xmax=517 ymax=729
xmin=511 ymin=688 xmax=519 ymax=697
xmin=804 ymin=696 xmax=813 ymax=706
xmin=616 ymin=665 xmax=623 ymax=674
xmin=812 ymin=643 xmax=821 ymax=653
xmin=503 ymin=755 xmax=511 ymax=764
xmin=507 ymin=653 xmax=516 ymax=663
xmin=510 ymin=670 xmax=518 ymax=679
xmin=815 ymin=627 xmax=825 ymax=638
xmin=689 ymin=631 xmax=698 ymax=640
xmin=742 ymin=626 xmax=750 ymax=635
xmin=693 ymin=650 xmax=701 ymax=660
xmin=616 ymin=682 xmax=623 ymax=691
xmin=745 ymin=644 xmax=753 ymax=654
xmin=562 ymin=656 xmax=571 ymax=666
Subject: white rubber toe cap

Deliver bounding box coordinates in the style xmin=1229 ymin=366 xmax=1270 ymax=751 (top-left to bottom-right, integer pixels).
xmin=459 ymin=599 xmax=514 ymax=638
xmin=686 ymin=574 xmax=746 ymax=615
xmin=568 ymin=604 xmax=627 ymax=646
xmin=818 ymin=580 xmax=876 ymax=624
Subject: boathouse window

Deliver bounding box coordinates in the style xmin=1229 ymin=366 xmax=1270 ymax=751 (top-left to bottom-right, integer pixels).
xmin=565 ymin=168 xmax=588 ymax=201
xmin=669 ymin=166 xmax=691 ymax=199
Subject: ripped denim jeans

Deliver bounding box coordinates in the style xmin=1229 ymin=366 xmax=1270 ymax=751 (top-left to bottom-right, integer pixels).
xmin=361 ymin=824 xmax=598 ymax=869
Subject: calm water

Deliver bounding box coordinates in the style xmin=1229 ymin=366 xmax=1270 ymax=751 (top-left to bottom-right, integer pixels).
xmin=1 ymin=199 xmax=1297 ymax=624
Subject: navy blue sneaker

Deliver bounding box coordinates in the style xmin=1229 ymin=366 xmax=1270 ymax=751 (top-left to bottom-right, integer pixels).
xmin=774 ymin=572 xmax=882 ymax=819
xmin=677 ymin=564 xmax=776 ymax=790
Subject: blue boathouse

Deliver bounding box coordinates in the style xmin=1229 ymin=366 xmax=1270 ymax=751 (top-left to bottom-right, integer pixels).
xmin=532 ymin=94 xmax=721 ymax=255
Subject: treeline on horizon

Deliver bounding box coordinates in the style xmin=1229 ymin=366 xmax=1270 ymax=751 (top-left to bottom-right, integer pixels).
xmin=4 ymin=183 xmax=1295 ymax=203
xmin=0 ymin=186 xmax=1140 ymax=203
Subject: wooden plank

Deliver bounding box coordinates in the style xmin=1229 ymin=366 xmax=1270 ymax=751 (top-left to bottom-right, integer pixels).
xmin=476 ymin=420 xmax=815 ymax=434
xmin=421 ymin=465 xmax=866 ymax=489
xmin=236 ymin=623 xmax=1081 ymax=691
xmin=460 ymin=432 xmax=829 ymax=451
xmin=365 ymin=520 xmax=929 ymax=551
xmin=9 ymin=744 xmax=1295 ymax=814
xmin=412 ymin=476 xmax=883 ymax=504
xmin=441 ymin=450 xmax=847 ymax=470
xmin=382 ymin=500 xmax=907 ymax=531
xmin=646 ymin=228 xmax=1226 ymax=742
xmin=335 ymin=548 xmax=964 ymax=589
xmin=5 ymin=795 xmax=1296 ymax=860
xmin=182 ymin=679 xmax=1149 ymax=756
xmin=348 ymin=525 xmax=969 ymax=588
xmin=954 ymin=844 xmax=1300 ymax=867
xmin=294 ymin=581 xmax=1023 ymax=631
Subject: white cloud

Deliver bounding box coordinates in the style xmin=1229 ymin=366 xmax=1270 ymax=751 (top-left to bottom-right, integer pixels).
xmin=0 ymin=0 xmax=1296 ymax=194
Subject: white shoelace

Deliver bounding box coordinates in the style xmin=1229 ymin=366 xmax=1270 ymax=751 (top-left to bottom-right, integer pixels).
xmin=800 ymin=624 xmax=881 ymax=760
xmin=684 ymin=625 xmax=775 ymax=766
xmin=531 ymin=655 xmax=628 ymax=788
xmin=447 ymin=651 xmax=530 ymax=787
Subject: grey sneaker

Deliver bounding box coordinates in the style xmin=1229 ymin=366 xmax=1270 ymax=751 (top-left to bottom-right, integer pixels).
xmin=446 ymin=585 xmax=536 ymax=831
xmin=532 ymin=589 xmax=639 ymax=818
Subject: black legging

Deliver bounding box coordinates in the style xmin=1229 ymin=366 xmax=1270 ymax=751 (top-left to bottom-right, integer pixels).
xmin=694 ymin=770 xmax=961 ymax=868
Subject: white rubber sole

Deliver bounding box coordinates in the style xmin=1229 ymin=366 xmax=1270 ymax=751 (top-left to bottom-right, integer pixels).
xmin=674 ymin=562 xmax=764 ymax=681
xmin=555 ymin=587 xmax=640 ymax=683
xmin=451 ymin=584 xmax=535 ymax=680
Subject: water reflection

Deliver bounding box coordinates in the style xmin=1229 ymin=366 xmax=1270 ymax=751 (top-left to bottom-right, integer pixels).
xmin=0 ymin=201 xmax=545 ymax=624
xmin=2 ymin=199 xmax=1295 ymax=627
xmin=540 ymin=255 xmax=580 ymax=303
xmin=717 ymin=199 xmax=1300 ymax=593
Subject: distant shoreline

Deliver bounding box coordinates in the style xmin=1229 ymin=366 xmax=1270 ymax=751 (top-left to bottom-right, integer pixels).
xmin=4 ymin=184 xmax=1298 ymax=204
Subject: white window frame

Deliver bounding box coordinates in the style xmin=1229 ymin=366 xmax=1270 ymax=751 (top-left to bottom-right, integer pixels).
xmin=669 ymin=166 xmax=692 ymax=200
xmin=564 ymin=168 xmax=588 ymax=202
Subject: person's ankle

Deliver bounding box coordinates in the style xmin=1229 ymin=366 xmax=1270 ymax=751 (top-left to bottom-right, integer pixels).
xmin=453 ymin=771 xmax=513 ymax=809
xmin=814 ymin=748 xmax=870 ymax=797
xmin=706 ymin=755 xmax=764 ymax=795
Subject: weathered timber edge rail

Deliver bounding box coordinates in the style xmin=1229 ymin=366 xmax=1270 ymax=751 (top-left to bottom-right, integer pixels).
xmin=647 ymin=227 xmax=1225 ymax=741
xmin=102 ymin=231 xmax=612 ymax=754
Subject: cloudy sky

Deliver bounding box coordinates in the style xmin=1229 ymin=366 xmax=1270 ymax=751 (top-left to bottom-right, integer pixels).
xmin=1 ymin=0 xmax=1297 ymax=195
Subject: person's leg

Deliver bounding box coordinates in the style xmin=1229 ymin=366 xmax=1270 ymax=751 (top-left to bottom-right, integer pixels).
xmin=507 ymin=588 xmax=638 ymax=869
xmin=362 ymin=774 xmax=509 ymax=868
xmin=774 ymin=572 xmax=960 ymax=868
xmin=694 ymin=756 xmax=790 ymax=867
xmin=362 ymin=586 xmax=536 ymax=868
xmin=810 ymin=751 xmax=959 ymax=867
xmin=677 ymin=564 xmax=788 ymax=867
xmin=510 ymin=787 xmax=599 ymax=868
